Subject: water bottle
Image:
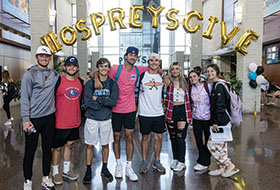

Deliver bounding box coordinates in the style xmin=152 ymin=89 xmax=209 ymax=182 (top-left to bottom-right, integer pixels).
xmin=27 ymin=126 xmax=37 ymax=135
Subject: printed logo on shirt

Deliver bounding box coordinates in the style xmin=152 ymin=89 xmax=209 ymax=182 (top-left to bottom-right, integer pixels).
xmin=130 ymin=75 xmax=137 ymax=80
xmin=64 ymin=87 xmax=81 ymax=100
xmin=94 ymin=89 xmax=110 ymax=96
xmin=144 ymin=78 xmax=162 ymax=90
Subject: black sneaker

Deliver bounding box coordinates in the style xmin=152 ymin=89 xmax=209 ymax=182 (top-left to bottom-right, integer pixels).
xmin=83 ymin=170 xmax=92 ymax=184
xmin=101 ymin=167 xmax=113 ymax=181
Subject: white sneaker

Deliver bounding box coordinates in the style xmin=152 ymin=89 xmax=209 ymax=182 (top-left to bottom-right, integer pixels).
xmin=170 ymin=160 xmax=178 ymax=170
xmin=24 ymin=180 xmax=32 ymax=190
xmin=126 ymin=165 xmax=138 ymax=181
xmin=194 ymin=163 xmax=208 ymax=171
xmin=10 ymin=117 xmax=14 ymax=121
xmin=4 ymin=120 xmax=12 ymax=125
xmin=41 ymin=176 xmax=54 ymax=189
xmin=173 ymin=162 xmax=186 ymax=172
xmin=115 ymin=164 xmax=123 ymax=178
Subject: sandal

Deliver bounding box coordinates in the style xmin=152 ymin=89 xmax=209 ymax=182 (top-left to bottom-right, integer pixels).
xmin=221 ymin=168 xmax=240 ymax=177
xmin=208 ymin=169 xmax=224 ymax=176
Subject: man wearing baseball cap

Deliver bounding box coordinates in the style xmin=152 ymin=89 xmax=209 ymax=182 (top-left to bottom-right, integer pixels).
xmin=138 ymin=53 xmax=166 ymax=174
xmin=21 ymin=46 xmax=59 ymax=190
xmin=94 ymin=46 xmax=148 ymax=181
xmin=51 ymin=56 xmax=84 ymax=185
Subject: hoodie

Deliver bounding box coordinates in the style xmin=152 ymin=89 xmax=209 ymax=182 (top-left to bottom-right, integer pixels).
xmin=84 ymin=77 xmax=119 ymax=121
xmin=210 ymin=79 xmax=231 ymax=126
xmin=21 ymin=65 xmax=59 ymax=122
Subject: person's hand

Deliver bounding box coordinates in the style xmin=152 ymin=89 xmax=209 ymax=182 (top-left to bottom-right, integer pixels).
xmin=93 ymin=71 xmax=103 ymax=89
xmin=211 ymin=124 xmax=219 ymax=132
xmin=92 ymin=95 xmax=97 ymax=100
xmin=163 ymin=75 xmax=170 ymax=87
xmin=22 ymin=121 xmax=33 ymax=132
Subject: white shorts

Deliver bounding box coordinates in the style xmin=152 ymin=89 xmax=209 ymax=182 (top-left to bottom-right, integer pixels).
xmin=84 ymin=118 xmax=114 ymax=146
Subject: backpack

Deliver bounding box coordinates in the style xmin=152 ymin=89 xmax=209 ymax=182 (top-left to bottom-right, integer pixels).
xmin=215 ymin=81 xmax=242 ymax=127
xmin=115 ymin=64 xmax=140 ymax=104
xmin=55 ymin=76 xmax=85 ymax=115
xmin=8 ymin=82 xmax=20 ymax=99
xmin=189 ymin=81 xmax=210 ymax=105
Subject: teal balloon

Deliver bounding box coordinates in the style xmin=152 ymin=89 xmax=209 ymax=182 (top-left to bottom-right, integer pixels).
xmin=248 ymin=72 xmax=257 ymax=81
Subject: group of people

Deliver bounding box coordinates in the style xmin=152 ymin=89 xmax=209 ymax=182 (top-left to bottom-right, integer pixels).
xmin=20 ymin=45 xmax=240 ymax=190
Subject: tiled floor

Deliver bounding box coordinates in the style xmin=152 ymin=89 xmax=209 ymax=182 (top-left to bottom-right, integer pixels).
xmin=1 ymin=104 xmax=280 ymax=189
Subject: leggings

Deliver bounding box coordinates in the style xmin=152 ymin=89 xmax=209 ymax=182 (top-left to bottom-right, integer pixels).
xmin=23 ymin=114 xmax=55 ymax=180
xmin=3 ymin=95 xmax=13 ymax=119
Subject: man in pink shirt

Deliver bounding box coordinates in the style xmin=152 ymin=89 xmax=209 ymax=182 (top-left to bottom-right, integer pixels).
xmin=108 ymin=47 xmax=147 ymax=181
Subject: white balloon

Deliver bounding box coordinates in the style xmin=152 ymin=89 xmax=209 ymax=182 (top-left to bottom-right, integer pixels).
xmin=248 ymin=62 xmax=258 ymax=72
xmin=256 ymin=75 xmax=265 ymax=85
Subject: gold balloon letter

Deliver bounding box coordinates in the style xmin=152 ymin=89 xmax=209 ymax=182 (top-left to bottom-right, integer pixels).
xmin=235 ymin=30 xmax=260 ymax=55
xmin=40 ymin=32 xmax=62 ymax=54
xmin=166 ymin=9 xmax=179 ymax=30
xmin=75 ymin=19 xmax=92 ymax=41
xmin=147 ymin=5 xmax=165 ymax=28
xmin=60 ymin=26 xmax=77 ymax=46
xmin=182 ymin=11 xmax=203 ymax=33
xmin=107 ymin=8 xmax=127 ymax=30
xmin=202 ymin=16 xmax=219 ymax=39
xmin=90 ymin=13 xmax=105 ymax=35
xmin=129 ymin=5 xmax=144 ymax=28
xmin=221 ymin=21 xmax=240 ymax=45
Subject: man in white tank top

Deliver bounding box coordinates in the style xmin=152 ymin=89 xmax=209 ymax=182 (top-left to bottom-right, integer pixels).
xmin=138 ymin=53 xmax=166 ymax=174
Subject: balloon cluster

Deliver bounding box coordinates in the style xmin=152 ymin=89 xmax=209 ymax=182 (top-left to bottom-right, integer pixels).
xmin=248 ymin=63 xmax=265 ymax=89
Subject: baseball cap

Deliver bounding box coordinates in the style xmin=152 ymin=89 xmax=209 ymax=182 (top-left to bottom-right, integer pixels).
xmin=125 ymin=46 xmax=139 ymax=56
xmin=36 ymin=46 xmax=51 ymax=56
xmin=65 ymin=56 xmax=79 ymax=67
xmin=148 ymin=53 xmax=160 ymax=60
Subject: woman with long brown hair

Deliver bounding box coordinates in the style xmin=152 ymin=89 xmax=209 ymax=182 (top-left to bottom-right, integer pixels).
xmin=165 ymin=62 xmax=192 ymax=172
xmin=206 ymin=64 xmax=239 ymax=177
xmin=1 ymin=70 xmax=15 ymax=125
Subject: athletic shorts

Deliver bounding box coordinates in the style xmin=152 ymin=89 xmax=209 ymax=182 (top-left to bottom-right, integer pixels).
xmin=139 ymin=115 xmax=166 ymax=135
xmin=84 ymin=118 xmax=114 ymax=146
xmin=112 ymin=111 xmax=136 ymax=132
xmin=53 ymin=127 xmax=79 ymax=148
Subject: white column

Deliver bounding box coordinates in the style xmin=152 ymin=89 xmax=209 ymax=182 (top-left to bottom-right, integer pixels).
xmin=236 ymin=0 xmax=264 ymax=113
xmin=76 ymin=0 xmax=88 ymax=77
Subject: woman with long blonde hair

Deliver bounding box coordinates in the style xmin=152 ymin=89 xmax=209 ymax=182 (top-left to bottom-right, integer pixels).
xmin=1 ymin=70 xmax=15 ymax=125
xmin=165 ymin=62 xmax=192 ymax=172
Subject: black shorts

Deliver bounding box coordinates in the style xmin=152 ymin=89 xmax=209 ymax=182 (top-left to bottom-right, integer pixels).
xmin=53 ymin=127 xmax=80 ymax=148
xmin=172 ymin=104 xmax=186 ymax=122
xmin=139 ymin=115 xmax=166 ymax=135
xmin=112 ymin=111 xmax=136 ymax=132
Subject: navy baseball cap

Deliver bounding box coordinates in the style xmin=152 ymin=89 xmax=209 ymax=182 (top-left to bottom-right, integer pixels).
xmin=65 ymin=56 xmax=79 ymax=67
xmin=125 ymin=46 xmax=139 ymax=56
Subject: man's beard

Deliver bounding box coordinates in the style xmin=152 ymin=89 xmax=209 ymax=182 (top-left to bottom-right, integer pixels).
xmin=66 ymin=70 xmax=78 ymax=76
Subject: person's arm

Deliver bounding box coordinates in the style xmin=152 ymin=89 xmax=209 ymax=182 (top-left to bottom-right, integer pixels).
xmin=103 ymin=82 xmax=119 ymax=107
xmin=93 ymin=71 xmax=103 ymax=89
xmin=215 ymin=84 xmax=229 ymax=125
xmin=184 ymin=88 xmax=192 ymax=124
xmin=158 ymin=68 xmax=170 ymax=86
xmin=84 ymin=80 xmax=103 ymax=110
xmin=20 ymin=73 xmax=34 ymax=132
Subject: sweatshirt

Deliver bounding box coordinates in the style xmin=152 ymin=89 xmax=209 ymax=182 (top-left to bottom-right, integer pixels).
xmin=84 ymin=76 xmax=119 ymax=121
xmin=21 ymin=65 xmax=59 ymax=122
xmin=210 ymin=79 xmax=231 ymax=126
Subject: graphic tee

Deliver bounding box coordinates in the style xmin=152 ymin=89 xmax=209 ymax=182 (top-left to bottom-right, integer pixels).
xmin=138 ymin=71 xmax=164 ymax=117
xmin=55 ymin=75 xmax=82 ymax=129
xmin=191 ymin=83 xmax=212 ymax=120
